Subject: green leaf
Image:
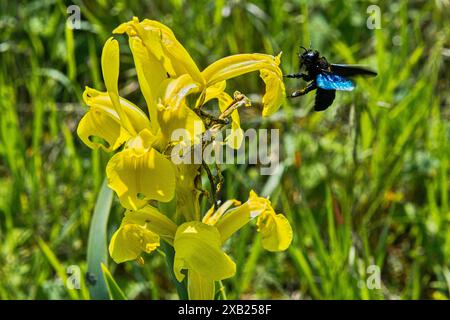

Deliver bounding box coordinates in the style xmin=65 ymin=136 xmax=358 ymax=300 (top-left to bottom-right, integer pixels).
xmin=87 ymin=178 xmax=113 ymax=300
xmin=161 ymin=241 xmax=188 ymax=300
xmin=101 ymin=263 xmax=127 ymax=300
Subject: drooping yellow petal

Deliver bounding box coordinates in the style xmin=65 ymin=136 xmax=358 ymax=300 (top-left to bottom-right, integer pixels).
xmin=108 ymin=205 xmax=178 ymax=264
xmin=214 ymin=191 xmax=267 ymax=243
xmin=215 ymin=190 xmax=293 ymax=251
xmin=106 ymin=133 xmax=176 ymax=210
xmin=202 ymin=54 xmax=275 ymax=84
xmin=109 ymin=222 xmax=160 ymax=264
xmin=260 ymin=54 xmax=286 ymax=116
xmin=77 ymin=87 xmax=151 ymax=152
xmin=123 ymin=206 xmax=178 ymax=244
xmin=83 ymin=87 xmax=151 ymax=131
xmin=257 ymin=213 xmax=293 ymax=252
xmin=202 ymin=53 xmax=285 ymax=116
xmin=101 ymin=37 xmax=136 ymax=134
xmin=114 ymin=17 xmax=204 ymax=86
xmin=173 ymin=222 xmax=236 ymax=282
xmin=188 ymin=270 xmax=215 ymax=300
xmin=77 ymin=107 xmax=129 ymax=152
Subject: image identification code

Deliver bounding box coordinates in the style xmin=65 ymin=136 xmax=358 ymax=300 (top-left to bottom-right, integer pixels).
xmin=178 ymin=304 xmax=272 ymax=317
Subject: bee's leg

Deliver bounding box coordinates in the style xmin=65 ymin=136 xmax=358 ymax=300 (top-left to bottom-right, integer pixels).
xmin=290 ymin=82 xmax=317 ymax=98
xmin=284 ymin=72 xmax=307 ymax=79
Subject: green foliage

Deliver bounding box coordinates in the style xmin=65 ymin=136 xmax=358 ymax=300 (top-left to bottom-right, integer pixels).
xmin=0 ymin=0 xmax=448 ymax=299
xmin=101 ymin=263 xmax=127 ymax=300
xmin=87 ymin=179 xmax=113 ymax=300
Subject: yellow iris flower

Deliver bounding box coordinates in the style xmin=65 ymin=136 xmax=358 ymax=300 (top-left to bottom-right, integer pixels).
xmin=113 ymin=17 xmax=285 ymax=147
xmin=109 ymin=190 xmax=293 ymax=299
xmin=78 ymin=17 xmax=285 ymax=211
xmin=77 ymin=17 xmax=290 ymax=300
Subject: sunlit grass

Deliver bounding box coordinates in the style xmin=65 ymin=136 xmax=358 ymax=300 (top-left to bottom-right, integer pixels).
xmin=0 ymin=0 xmax=448 ymax=299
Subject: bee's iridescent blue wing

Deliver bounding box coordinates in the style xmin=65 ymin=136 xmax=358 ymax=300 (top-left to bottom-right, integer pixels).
xmin=316 ymin=73 xmax=355 ymax=91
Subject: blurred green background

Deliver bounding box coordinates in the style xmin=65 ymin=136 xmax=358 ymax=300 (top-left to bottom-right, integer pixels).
xmin=0 ymin=0 xmax=449 ymax=299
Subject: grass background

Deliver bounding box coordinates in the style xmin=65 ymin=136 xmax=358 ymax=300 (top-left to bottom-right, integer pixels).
xmin=0 ymin=0 xmax=449 ymax=299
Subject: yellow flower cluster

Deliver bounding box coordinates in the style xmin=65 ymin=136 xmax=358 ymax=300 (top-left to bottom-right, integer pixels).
xmin=77 ymin=17 xmax=292 ymax=299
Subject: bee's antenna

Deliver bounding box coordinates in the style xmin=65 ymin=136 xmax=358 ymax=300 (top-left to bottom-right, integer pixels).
xmin=309 ymin=41 xmax=312 ymax=50
xmin=300 ymin=46 xmax=307 ymax=52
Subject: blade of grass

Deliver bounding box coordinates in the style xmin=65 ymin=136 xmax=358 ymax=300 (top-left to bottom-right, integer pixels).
xmin=101 ymin=263 xmax=127 ymax=300
xmin=37 ymin=238 xmax=80 ymax=300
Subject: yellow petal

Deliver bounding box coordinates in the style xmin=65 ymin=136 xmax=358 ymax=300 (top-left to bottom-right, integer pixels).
xmin=101 ymin=37 xmax=136 ymax=134
xmin=114 ymin=17 xmax=204 ymax=86
xmin=123 ymin=205 xmax=178 ymax=244
xmin=175 ymin=164 xmax=202 ymax=221
xmin=77 ymin=87 xmax=151 ymax=152
xmin=102 ymin=38 xmax=120 ymax=95
xmin=173 ymin=222 xmax=236 ymax=282
xmin=77 ymin=106 xmax=129 ymax=152
xmin=157 ymin=76 xmax=204 ymax=146
xmin=202 ymin=200 xmax=240 ymax=226
xmin=109 ymin=222 xmax=160 ymax=264
xmin=257 ymin=213 xmax=293 ymax=252
xmin=85 ymin=87 xmax=151 ymax=131
xmin=202 ymin=53 xmax=285 ymax=116
xmin=188 ymin=270 xmax=215 ymax=300
xmin=158 ymin=103 xmax=204 ymax=146
xmin=218 ymin=91 xmax=244 ymax=149
xmin=214 ymin=190 xmax=267 ymax=242
xmin=128 ymin=36 xmax=167 ymax=133
xmin=162 ymin=74 xmax=201 ymax=109
xmin=106 ymin=141 xmax=176 ymax=210
xmin=203 ymin=80 xmax=227 ymax=103
xmin=260 ymin=54 xmax=286 ymax=116
xmin=215 ymin=190 xmax=292 ymax=252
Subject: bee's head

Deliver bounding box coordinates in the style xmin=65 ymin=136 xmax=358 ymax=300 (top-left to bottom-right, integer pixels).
xmin=299 ymin=46 xmax=319 ymax=69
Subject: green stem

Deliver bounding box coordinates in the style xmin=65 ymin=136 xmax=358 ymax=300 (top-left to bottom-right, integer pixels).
xmin=217 ymin=280 xmax=227 ymax=300
xmin=161 ymin=241 xmax=188 ymax=300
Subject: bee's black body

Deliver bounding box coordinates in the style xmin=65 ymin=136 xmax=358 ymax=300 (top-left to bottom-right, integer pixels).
xmin=286 ymin=47 xmax=377 ymax=111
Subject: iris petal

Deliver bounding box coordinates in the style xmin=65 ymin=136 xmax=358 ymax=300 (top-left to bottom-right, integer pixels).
xmin=109 ymin=223 xmax=160 ymax=264
xmin=157 ymin=75 xmax=204 ymax=145
xmin=101 ymin=37 xmax=136 ymax=134
xmin=202 ymin=53 xmax=285 ymax=116
xmin=127 ymin=37 xmax=167 ymax=133
xmin=257 ymin=212 xmax=293 ymax=252
xmin=173 ymin=222 xmax=236 ymax=282
xmin=114 ymin=17 xmax=204 ymax=86
xmin=215 ymin=190 xmax=293 ymax=251
xmin=187 ymin=270 xmax=215 ymax=300
xmin=123 ymin=206 xmax=177 ymax=244
xmin=77 ymin=107 xmax=129 ymax=152
xmin=260 ymin=54 xmax=286 ymax=116
xmin=77 ymin=87 xmax=150 ymax=152
xmin=106 ymin=143 xmax=176 ymax=210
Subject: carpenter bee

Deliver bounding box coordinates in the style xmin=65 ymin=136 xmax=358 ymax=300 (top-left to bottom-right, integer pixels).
xmin=285 ymin=47 xmax=377 ymax=111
